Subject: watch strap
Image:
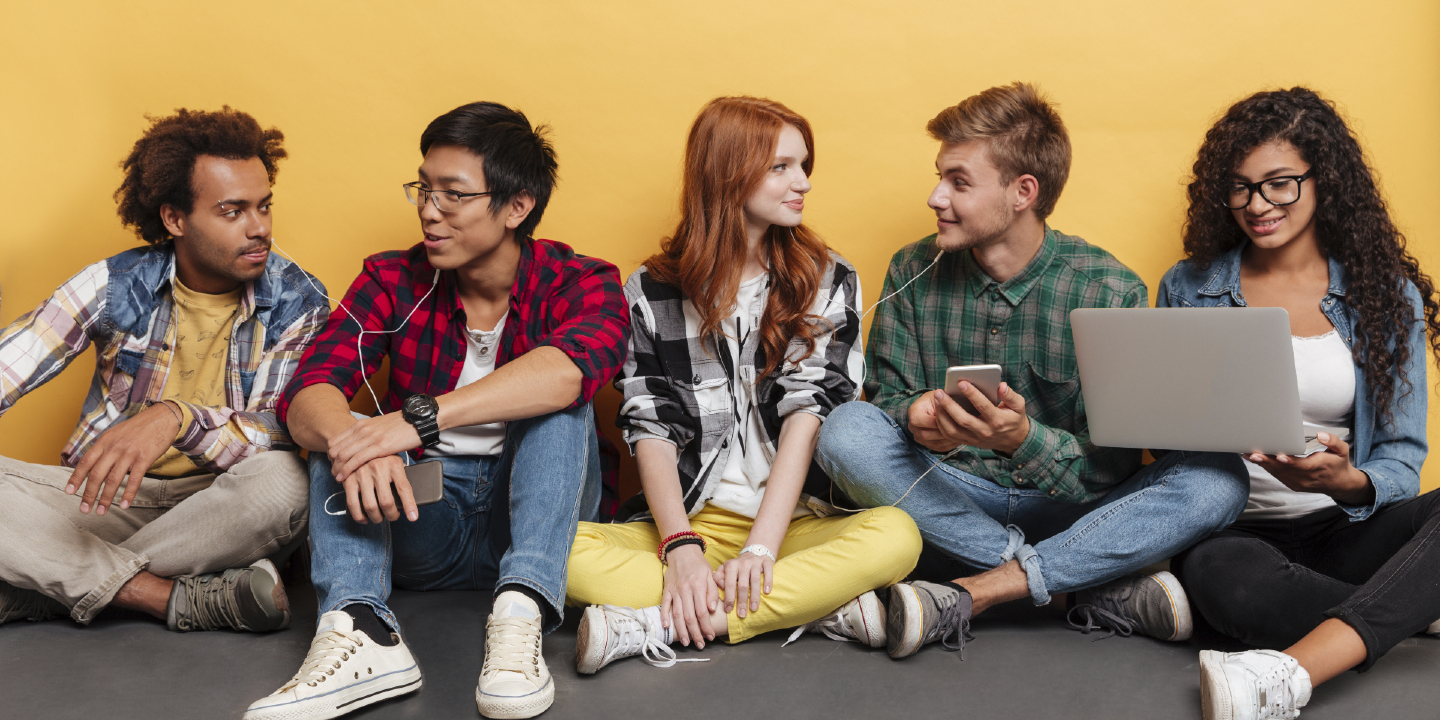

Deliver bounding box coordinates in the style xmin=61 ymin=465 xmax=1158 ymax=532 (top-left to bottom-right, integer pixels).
xmin=411 ymin=415 xmax=441 ymax=448
xmin=740 ymin=544 xmax=776 ymax=563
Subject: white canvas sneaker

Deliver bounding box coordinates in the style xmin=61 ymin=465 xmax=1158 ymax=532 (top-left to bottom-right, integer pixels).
xmin=576 ymin=604 xmax=707 ymax=674
xmin=476 ymin=591 xmax=553 ymax=719
xmin=244 ymin=610 xmax=422 ymax=720
xmin=1199 ymin=649 xmax=1313 ymax=720
xmin=1426 ymin=618 xmax=1440 ymax=635
xmin=783 ymin=590 xmax=886 ymax=648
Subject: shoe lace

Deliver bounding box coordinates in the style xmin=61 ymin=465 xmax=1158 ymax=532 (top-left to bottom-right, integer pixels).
xmin=178 ymin=573 xmax=244 ymax=631
xmin=1256 ymin=661 xmax=1301 ymax=718
xmin=483 ymin=615 xmax=545 ymax=679
xmin=279 ymin=629 xmax=361 ymax=692
xmin=782 ymin=608 xmax=854 ymax=647
xmin=925 ymin=586 xmax=974 ymax=657
xmin=600 ymin=605 xmax=706 ymax=668
xmin=1 ymin=586 xmax=60 ymax=623
xmin=1066 ymin=586 xmax=1136 ymax=641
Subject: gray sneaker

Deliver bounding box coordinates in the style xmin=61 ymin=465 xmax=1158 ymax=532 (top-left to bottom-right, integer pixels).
xmin=1068 ymin=570 xmax=1192 ymax=642
xmin=885 ymin=580 xmax=973 ymax=659
xmin=167 ymin=558 xmax=291 ymax=633
xmin=0 ymin=582 xmax=66 ymax=625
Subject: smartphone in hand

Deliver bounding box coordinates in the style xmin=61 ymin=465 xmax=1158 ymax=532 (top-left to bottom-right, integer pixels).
xmin=944 ymin=364 xmax=1002 ymax=416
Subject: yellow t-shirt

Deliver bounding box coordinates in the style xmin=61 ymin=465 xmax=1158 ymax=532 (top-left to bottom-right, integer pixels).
xmin=147 ymin=278 xmax=242 ymax=477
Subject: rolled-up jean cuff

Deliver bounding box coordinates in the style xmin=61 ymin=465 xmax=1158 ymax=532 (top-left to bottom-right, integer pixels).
xmin=1013 ymin=545 xmax=1051 ymax=606
xmin=72 ymin=553 xmax=150 ymax=624
xmin=1324 ymin=607 xmax=1381 ymax=673
xmin=999 ymin=525 xmax=1026 ymax=564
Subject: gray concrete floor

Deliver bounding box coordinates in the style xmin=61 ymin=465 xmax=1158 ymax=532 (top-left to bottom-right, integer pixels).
xmin=3 ymin=584 xmax=1438 ymax=719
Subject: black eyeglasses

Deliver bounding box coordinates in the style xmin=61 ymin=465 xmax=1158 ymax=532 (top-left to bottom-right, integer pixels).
xmin=403 ymin=182 xmax=493 ymax=213
xmin=1223 ymin=170 xmax=1314 ymax=210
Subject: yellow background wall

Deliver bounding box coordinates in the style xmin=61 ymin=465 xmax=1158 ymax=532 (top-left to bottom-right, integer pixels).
xmin=3 ymin=1 xmax=1438 ymax=494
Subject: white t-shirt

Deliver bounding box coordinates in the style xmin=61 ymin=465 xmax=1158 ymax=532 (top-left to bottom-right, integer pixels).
xmin=706 ymin=274 xmax=811 ymax=520
xmin=429 ymin=311 xmax=509 ymax=457
xmin=1242 ymin=330 xmax=1355 ymax=519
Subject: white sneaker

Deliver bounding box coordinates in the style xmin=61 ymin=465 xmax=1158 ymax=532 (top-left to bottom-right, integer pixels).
xmin=244 ymin=610 xmax=422 ymax=720
xmin=476 ymin=591 xmax=553 ymax=719
xmin=576 ymin=604 xmax=708 ymax=674
xmin=1426 ymin=618 xmax=1440 ymax=635
xmin=783 ymin=590 xmax=886 ymax=648
xmin=1199 ymin=649 xmax=1313 ymax=720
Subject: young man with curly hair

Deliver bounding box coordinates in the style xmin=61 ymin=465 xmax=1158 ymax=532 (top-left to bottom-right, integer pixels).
xmin=815 ymin=83 xmax=1249 ymax=659
xmin=0 ymin=107 xmax=328 ymax=634
xmin=244 ymin=102 xmax=628 ymax=720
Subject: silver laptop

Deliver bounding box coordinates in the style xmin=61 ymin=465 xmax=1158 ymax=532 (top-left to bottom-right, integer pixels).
xmin=1070 ymin=307 xmax=1347 ymax=456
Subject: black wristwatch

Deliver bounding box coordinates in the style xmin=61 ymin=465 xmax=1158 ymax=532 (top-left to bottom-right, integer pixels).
xmin=401 ymin=394 xmax=442 ymax=448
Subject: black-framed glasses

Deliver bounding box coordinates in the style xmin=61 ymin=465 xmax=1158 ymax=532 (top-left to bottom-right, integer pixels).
xmin=402 ymin=182 xmax=493 ymax=213
xmin=1223 ymin=170 xmax=1314 ymax=209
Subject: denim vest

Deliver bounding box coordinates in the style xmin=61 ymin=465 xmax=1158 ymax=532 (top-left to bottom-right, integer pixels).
xmin=1155 ymin=243 xmax=1428 ymax=520
xmin=103 ymin=243 xmax=325 ymax=401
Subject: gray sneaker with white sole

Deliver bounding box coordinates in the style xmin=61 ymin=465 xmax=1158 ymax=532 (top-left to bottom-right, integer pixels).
xmin=167 ymin=558 xmax=291 ymax=632
xmin=885 ymin=581 xmax=973 ymax=659
xmin=1068 ymin=570 xmax=1192 ymax=642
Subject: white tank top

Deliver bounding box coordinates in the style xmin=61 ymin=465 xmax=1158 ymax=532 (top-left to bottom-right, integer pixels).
xmin=1241 ymin=330 xmax=1355 ymax=519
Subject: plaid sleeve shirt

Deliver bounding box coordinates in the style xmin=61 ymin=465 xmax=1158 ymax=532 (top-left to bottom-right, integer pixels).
xmin=615 ymin=252 xmax=864 ymax=519
xmin=864 ymin=227 xmax=1148 ymax=503
xmin=0 ymin=246 xmax=328 ymax=472
xmin=279 ymin=239 xmax=630 ymax=513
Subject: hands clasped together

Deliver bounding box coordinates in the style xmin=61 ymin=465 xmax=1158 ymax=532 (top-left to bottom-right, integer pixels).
xmin=659 ymin=543 xmax=774 ymax=650
xmin=327 ymin=412 xmax=424 ymax=525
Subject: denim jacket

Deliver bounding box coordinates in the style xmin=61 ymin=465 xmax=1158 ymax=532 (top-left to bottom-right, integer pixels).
xmin=1155 ymin=243 xmax=1428 ymax=520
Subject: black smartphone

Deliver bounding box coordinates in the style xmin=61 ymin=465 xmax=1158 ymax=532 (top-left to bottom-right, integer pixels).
xmin=404 ymin=460 xmax=444 ymax=506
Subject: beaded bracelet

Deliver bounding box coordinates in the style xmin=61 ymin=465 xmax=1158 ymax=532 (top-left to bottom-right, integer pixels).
xmin=657 ymin=531 xmax=706 ymax=564
xmin=660 ymin=536 xmax=706 ymax=565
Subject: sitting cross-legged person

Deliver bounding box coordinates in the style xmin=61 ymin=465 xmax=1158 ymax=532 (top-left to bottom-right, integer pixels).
xmin=0 ymin=107 xmax=326 ymax=634
xmin=565 ymin=97 xmax=922 ymax=673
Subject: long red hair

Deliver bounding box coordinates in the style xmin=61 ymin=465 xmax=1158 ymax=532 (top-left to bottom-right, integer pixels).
xmin=645 ymin=96 xmax=832 ymax=380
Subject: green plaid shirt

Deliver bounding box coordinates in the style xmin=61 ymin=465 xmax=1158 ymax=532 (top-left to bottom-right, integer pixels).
xmin=864 ymin=227 xmax=1146 ymax=503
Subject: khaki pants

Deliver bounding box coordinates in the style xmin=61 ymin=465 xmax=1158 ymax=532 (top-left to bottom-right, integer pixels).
xmin=566 ymin=504 xmax=922 ymax=643
xmin=0 ymin=451 xmax=309 ymax=624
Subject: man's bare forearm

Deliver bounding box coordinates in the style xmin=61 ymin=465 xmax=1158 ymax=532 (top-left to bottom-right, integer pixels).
xmin=287 ymin=384 xmax=358 ymax=452
xmin=436 ymin=346 xmax=584 ymax=430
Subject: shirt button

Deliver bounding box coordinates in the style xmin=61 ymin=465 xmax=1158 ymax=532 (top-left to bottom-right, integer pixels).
xmin=479 ymin=347 xmax=489 ymax=355
xmin=1016 ymin=462 xmax=1025 ymax=469
xmin=721 ymin=440 xmax=729 ymax=449
xmin=990 ymin=327 xmax=999 ymax=335
xmin=1048 ymin=488 xmax=1058 ymax=496
xmin=1015 ymin=477 xmax=1026 ymax=485
xmin=693 ymin=375 xmax=701 ymax=384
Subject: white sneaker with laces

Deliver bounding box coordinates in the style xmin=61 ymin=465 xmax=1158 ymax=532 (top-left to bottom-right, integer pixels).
xmin=243 ymin=610 xmax=421 ymax=720
xmin=783 ymin=590 xmax=886 ymax=648
xmin=1199 ymin=649 xmax=1313 ymax=720
xmin=576 ymin=604 xmax=710 ymax=674
xmin=476 ymin=591 xmax=553 ymax=719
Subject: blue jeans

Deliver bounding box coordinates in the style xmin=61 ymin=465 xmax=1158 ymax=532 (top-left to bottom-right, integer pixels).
xmin=308 ymin=404 xmax=601 ymax=635
xmin=814 ymin=402 xmax=1247 ymax=605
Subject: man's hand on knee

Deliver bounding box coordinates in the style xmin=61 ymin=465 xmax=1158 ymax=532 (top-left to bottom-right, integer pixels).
xmin=65 ymin=402 xmax=181 ymax=515
xmin=343 ymin=455 xmax=418 ymax=524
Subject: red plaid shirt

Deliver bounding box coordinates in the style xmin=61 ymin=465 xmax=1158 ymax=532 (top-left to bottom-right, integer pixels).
xmin=280 ymin=238 xmax=630 ymax=516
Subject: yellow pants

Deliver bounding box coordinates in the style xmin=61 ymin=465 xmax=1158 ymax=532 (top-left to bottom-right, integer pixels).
xmin=566 ymin=504 xmax=922 ymax=643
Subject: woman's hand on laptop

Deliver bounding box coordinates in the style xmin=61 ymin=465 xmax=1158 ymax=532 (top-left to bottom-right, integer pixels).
xmin=1247 ymin=432 xmax=1375 ymax=506
xmin=910 ymin=383 xmax=1030 ymax=455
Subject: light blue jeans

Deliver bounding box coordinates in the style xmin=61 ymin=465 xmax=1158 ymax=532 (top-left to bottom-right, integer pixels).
xmin=308 ymin=404 xmax=601 ymax=635
xmin=814 ymin=402 xmax=1247 ymax=605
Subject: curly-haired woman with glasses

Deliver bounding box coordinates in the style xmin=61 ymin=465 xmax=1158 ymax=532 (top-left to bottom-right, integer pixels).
xmin=563 ymin=96 xmax=921 ymax=673
xmin=1156 ymin=87 xmax=1440 ymax=719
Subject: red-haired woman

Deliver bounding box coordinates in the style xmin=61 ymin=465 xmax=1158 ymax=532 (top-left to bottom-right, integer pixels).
xmin=564 ymin=97 xmax=921 ymax=672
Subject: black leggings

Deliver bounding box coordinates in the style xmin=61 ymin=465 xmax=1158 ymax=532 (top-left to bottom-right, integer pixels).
xmin=1175 ymin=490 xmax=1440 ymax=672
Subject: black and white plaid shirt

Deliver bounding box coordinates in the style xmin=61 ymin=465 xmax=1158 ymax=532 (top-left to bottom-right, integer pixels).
xmin=614 ymin=252 xmax=864 ymax=520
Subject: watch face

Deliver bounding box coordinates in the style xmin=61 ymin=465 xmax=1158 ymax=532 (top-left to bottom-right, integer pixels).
xmin=403 ymin=394 xmax=438 ymax=419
